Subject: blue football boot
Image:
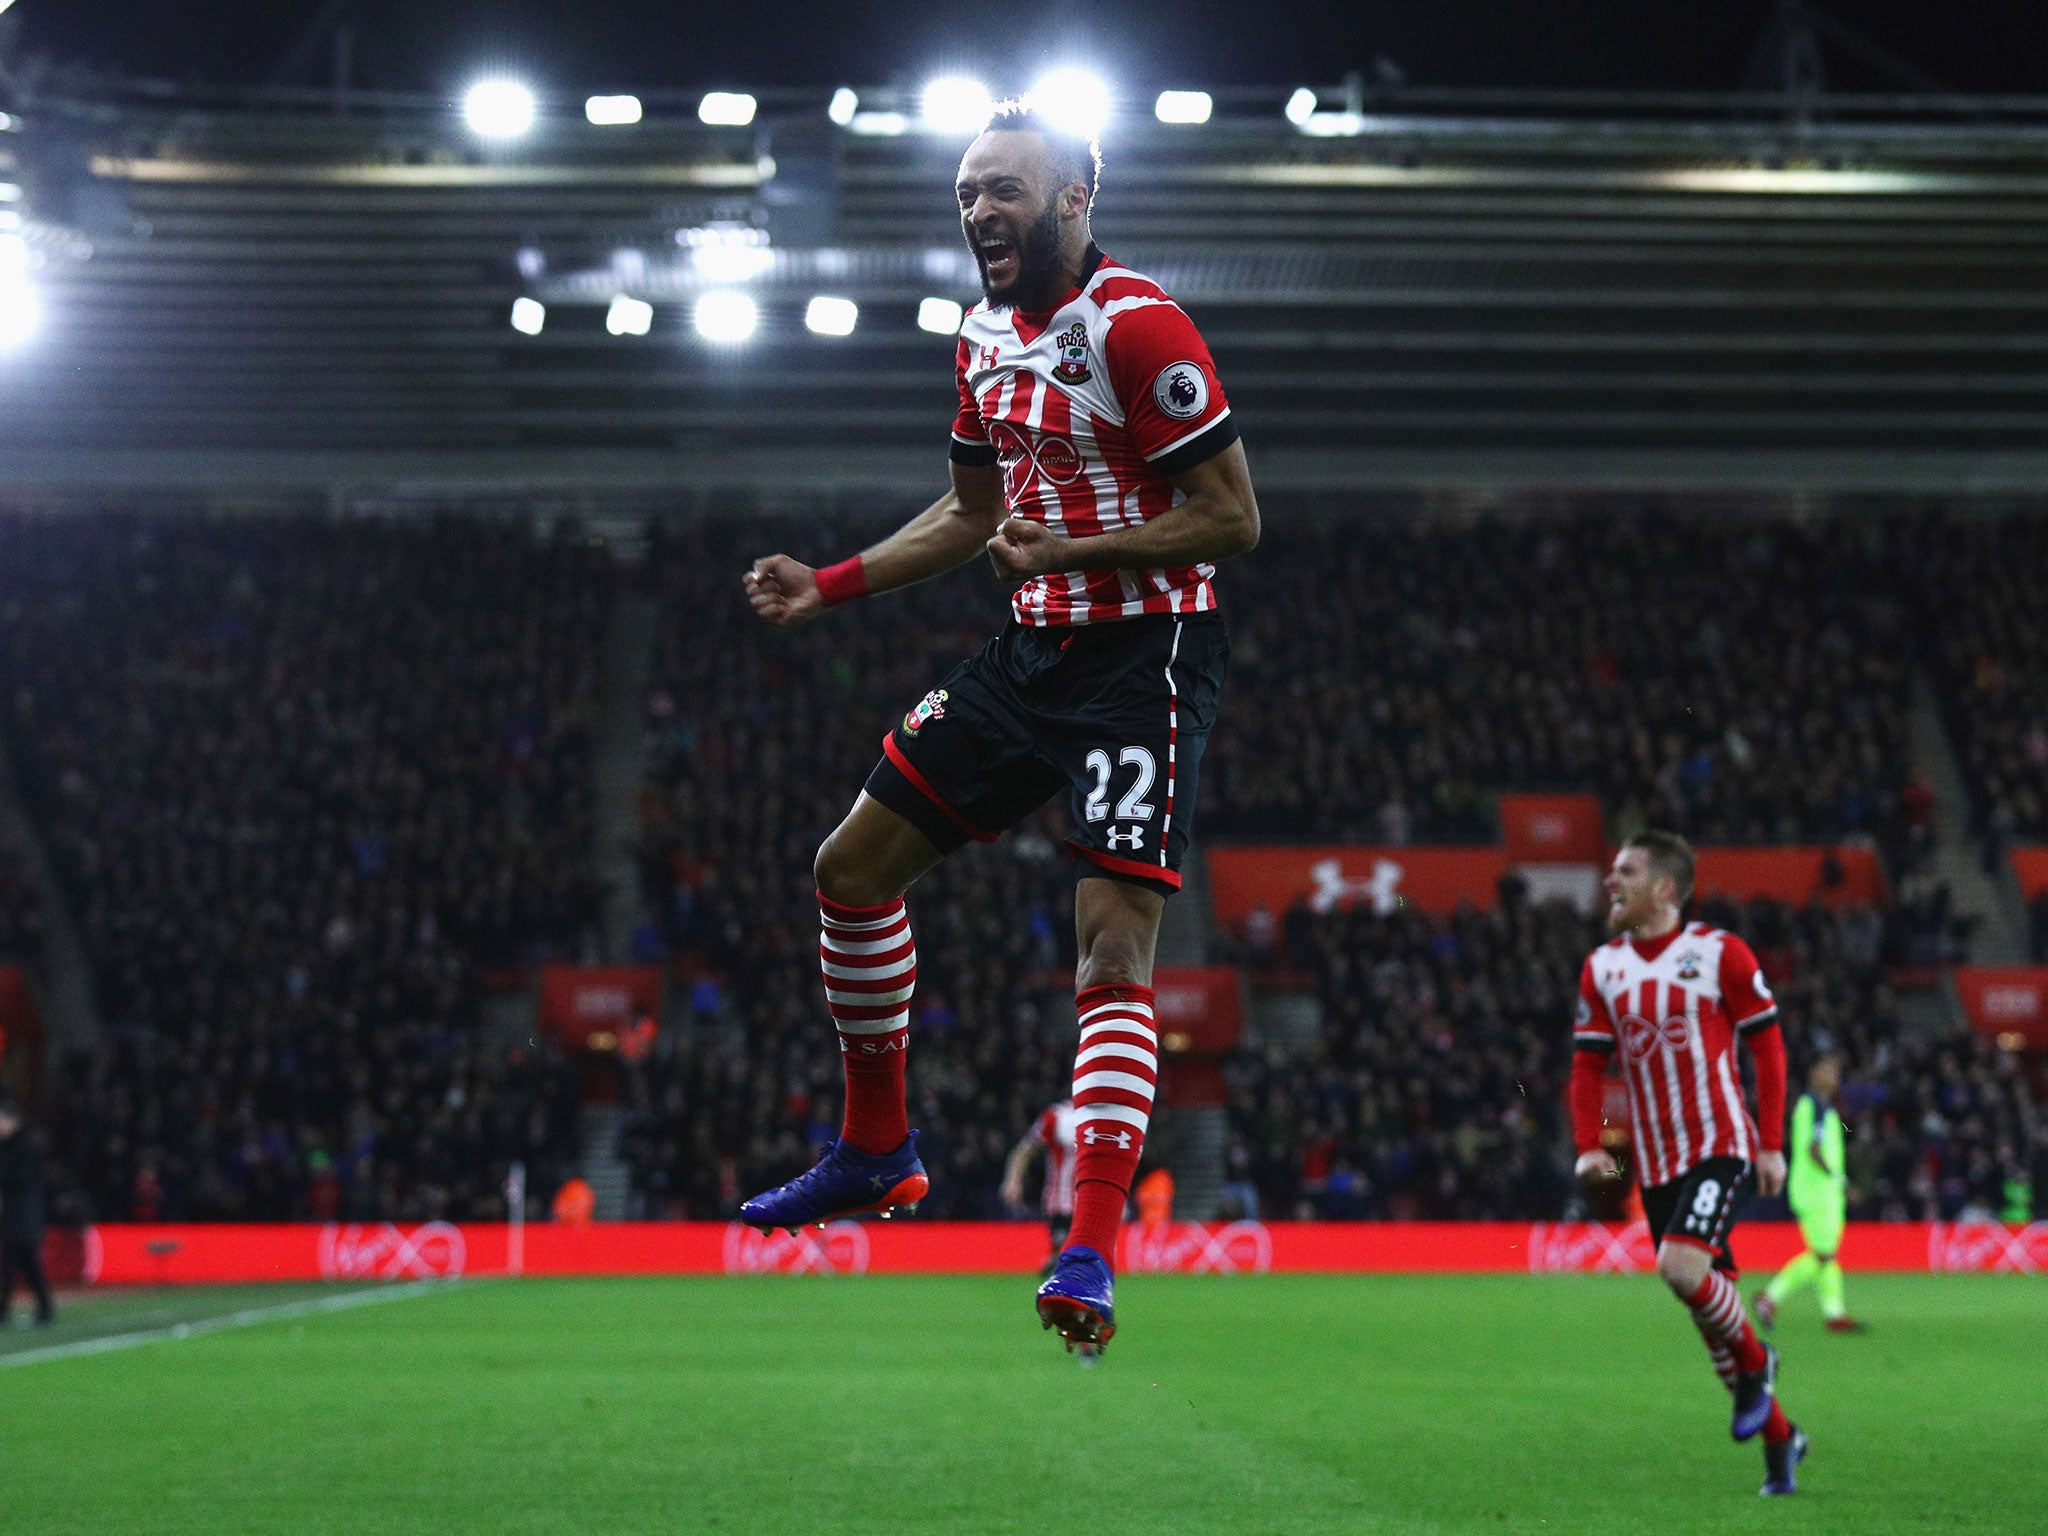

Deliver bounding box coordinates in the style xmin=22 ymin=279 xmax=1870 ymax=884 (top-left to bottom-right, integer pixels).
xmin=1731 ymin=1343 xmax=1779 ymax=1442
xmin=1036 ymin=1245 xmax=1116 ymax=1353
xmin=1760 ymin=1424 xmax=1809 ymax=1496
xmin=739 ymin=1132 xmax=929 ymax=1233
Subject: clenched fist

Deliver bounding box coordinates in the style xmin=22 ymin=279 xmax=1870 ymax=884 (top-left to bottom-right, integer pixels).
xmin=986 ymin=517 xmax=1065 ymax=581
xmin=742 ymin=555 xmax=825 ymax=628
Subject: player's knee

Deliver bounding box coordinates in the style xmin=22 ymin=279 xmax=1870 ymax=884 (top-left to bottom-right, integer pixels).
xmin=1075 ymin=945 xmax=1148 ymax=992
xmin=813 ymin=834 xmax=896 ymax=909
xmin=1656 ymin=1243 xmax=1709 ymax=1296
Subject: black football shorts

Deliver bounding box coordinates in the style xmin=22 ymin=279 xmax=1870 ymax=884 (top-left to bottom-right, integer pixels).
xmin=864 ymin=612 xmax=1227 ymax=895
xmin=1643 ymin=1155 xmax=1753 ymax=1276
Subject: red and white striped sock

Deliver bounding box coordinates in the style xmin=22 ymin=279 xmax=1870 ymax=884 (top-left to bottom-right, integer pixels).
xmin=1693 ymin=1332 xmax=1740 ymax=1394
xmin=1062 ymin=984 xmax=1159 ymax=1265
xmin=1683 ymin=1269 xmax=1768 ymax=1375
xmin=818 ymin=892 xmax=915 ymax=1156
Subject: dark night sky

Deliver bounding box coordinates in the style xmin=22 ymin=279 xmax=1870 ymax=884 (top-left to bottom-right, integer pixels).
xmin=9 ymin=1 xmax=2048 ymax=98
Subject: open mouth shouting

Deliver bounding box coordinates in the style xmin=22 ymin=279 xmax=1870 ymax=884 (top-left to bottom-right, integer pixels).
xmin=976 ymin=233 xmax=1020 ymax=288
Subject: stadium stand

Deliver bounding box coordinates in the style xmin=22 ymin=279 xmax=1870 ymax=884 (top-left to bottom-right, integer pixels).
xmin=0 ymin=506 xmax=2034 ymax=1224
xmin=1205 ymin=513 xmax=1918 ymax=848
xmin=0 ymin=511 xmax=609 ymax=1220
xmin=43 ymin=1019 xmax=582 ymax=1222
xmin=0 ymin=832 xmax=46 ymax=965
xmin=0 ymin=513 xmax=610 ymax=1033
xmin=1921 ymin=515 xmax=2048 ymax=850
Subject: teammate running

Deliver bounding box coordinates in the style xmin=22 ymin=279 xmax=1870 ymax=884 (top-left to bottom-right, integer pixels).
xmin=1757 ymin=1051 xmax=1866 ymax=1334
xmin=736 ymin=100 xmax=1259 ymax=1356
xmin=1570 ymin=832 xmax=1810 ymax=1496
xmin=1000 ymin=1096 xmax=1080 ymax=1275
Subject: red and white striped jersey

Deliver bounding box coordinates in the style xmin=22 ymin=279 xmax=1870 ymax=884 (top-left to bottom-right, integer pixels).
xmin=951 ymin=249 xmax=1239 ymax=627
xmin=1574 ymin=923 xmax=1779 ymax=1189
xmin=1033 ymin=1098 xmax=1080 ymax=1217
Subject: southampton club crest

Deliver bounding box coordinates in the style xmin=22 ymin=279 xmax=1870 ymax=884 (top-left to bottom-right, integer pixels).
xmin=1051 ymin=322 xmax=1091 ymax=384
xmin=903 ymin=689 xmax=948 ymax=735
xmin=1675 ymin=949 xmax=1704 ymax=981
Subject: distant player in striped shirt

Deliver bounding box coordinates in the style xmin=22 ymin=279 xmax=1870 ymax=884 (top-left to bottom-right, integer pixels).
xmin=738 ymin=99 xmax=1260 ymax=1356
xmin=1756 ymin=1052 xmax=1866 ymax=1334
xmin=1570 ymin=831 xmax=1810 ymax=1495
xmin=1001 ymin=1097 xmax=1080 ymax=1274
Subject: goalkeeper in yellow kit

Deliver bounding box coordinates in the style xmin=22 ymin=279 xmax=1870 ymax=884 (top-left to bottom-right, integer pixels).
xmin=1756 ymin=1052 xmax=1867 ymax=1334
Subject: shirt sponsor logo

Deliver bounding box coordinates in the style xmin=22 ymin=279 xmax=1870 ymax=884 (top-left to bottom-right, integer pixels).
xmin=1619 ymin=1012 xmax=1692 ymax=1062
xmin=1051 ymin=321 xmax=1092 ymax=384
xmin=1153 ymin=360 xmax=1209 ymax=420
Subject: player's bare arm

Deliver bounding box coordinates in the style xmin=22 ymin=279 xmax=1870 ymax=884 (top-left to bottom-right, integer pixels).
xmin=1000 ymin=1133 xmax=1042 ymax=1210
xmin=743 ymin=461 xmax=1006 ymax=627
xmin=986 ymin=441 xmax=1260 ymax=581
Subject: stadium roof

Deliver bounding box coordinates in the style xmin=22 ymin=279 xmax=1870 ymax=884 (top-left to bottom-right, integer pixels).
xmin=3 ymin=76 xmax=2048 ymax=497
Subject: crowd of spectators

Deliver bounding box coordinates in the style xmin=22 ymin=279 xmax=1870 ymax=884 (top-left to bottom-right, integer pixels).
xmin=0 ymin=503 xmax=2039 ymax=1226
xmin=0 ymin=510 xmax=609 ymax=1218
xmin=1921 ymin=514 xmax=2048 ymax=860
xmin=1206 ymin=514 xmax=1917 ymax=850
xmin=0 ymin=831 xmax=45 ymax=965
xmin=0 ymin=512 xmax=609 ymax=1038
xmin=44 ymin=1020 xmax=581 ymax=1222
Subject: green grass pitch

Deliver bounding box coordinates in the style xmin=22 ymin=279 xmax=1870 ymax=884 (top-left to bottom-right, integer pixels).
xmin=6 ymin=1273 xmax=2044 ymax=1534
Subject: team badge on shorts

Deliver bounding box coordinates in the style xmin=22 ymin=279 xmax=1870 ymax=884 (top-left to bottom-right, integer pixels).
xmin=903 ymin=689 xmax=948 ymax=734
xmin=1052 ymin=322 xmax=1091 ymax=384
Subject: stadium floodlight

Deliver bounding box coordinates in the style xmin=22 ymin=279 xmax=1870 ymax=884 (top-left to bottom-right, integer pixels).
xmin=920 ymin=76 xmax=992 ymax=134
xmin=804 ymin=296 xmax=858 ymax=337
xmin=691 ymin=244 xmax=774 ymax=283
xmin=917 ymin=296 xmax=965 ymax=335
xmin=585 ymin=94 xmax=642 ymax=126
xmin=693 ymin=290 xmax=759 ymax=343
xmin=464 ymin=79 xmax=537 ymax=138
xmin=1302 ymin=112 xmax=1367 ymax=137
xmin=0 ymin=182 xmax=20 ymax=201
xmin=0 ymin=274 xmax=38 ymax=351
xmin=0 ymin=1 xmax=15 ymax=17
xmin=849 ymin=110 xmax=909 ymax=136
xmin=509 ymin=297 xmax=545 ymax=335
xmin=1284 ymin=87 xmax=1317 ymax=126
xmin=699 ymin=92 xmax=757 ymax=127
xmin=0 ymin=232 xmax=26 ymax=272
xmin=1154 ymin=90 xmax=1212 ymax=125
xmin=828 ymin=88 xmax=859 ymax=127
xmin=605 ymin=295 xmax=654 ymax=336
xmin=1029 ymin=69 xmax=1112 ymax=138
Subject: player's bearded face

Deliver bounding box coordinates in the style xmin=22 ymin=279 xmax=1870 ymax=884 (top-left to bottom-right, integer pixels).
xmin=970 ymin=196 xmax=1064 ymax=310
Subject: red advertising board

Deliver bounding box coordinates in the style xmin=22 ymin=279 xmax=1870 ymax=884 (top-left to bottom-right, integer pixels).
xmin=1206 ymin=846 xmax=1510 ymax=929
xmin=1690 ymin=847 xmax=1887 ymax=908
xmin=538 ymin=965 xmax=664 ymax=1051
xmin=2012 ymin=848 xmax=2048 ymax=900
xmin=73 ymin=1219 xmax=2048 ymax=1284
xmin=1150 ymin=965 xmax=1244 ymax=1055
xmin=1499 ymin=794 xmax=1607 ymax=864
xmin=1953 ymin=967 xmax=2048 ymax=1052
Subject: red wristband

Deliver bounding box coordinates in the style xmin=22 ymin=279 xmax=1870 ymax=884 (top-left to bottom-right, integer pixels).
xmin=814 ymin=557 xmax=867 ymax=607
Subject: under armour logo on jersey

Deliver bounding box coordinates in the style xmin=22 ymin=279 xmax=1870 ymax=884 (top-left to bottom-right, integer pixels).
xmin=1106 ymin=827 xmax=1146 ymax=852
xmin=978 ymin=343 xmax=1001 ymax=371
xmin=1083 ymin=1127 xmax=1133 ymax=1148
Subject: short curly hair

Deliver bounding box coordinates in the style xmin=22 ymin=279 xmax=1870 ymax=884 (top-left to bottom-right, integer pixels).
xmin=981 ymin=99 xmax=1102 ymax=198
xmin=1624 ymin=829 xmax=1696 ymax=907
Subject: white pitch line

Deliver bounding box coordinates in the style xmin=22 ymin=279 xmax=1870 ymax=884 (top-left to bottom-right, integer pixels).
xmin=0 ymin=1279 xmax=453 ymax=1370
